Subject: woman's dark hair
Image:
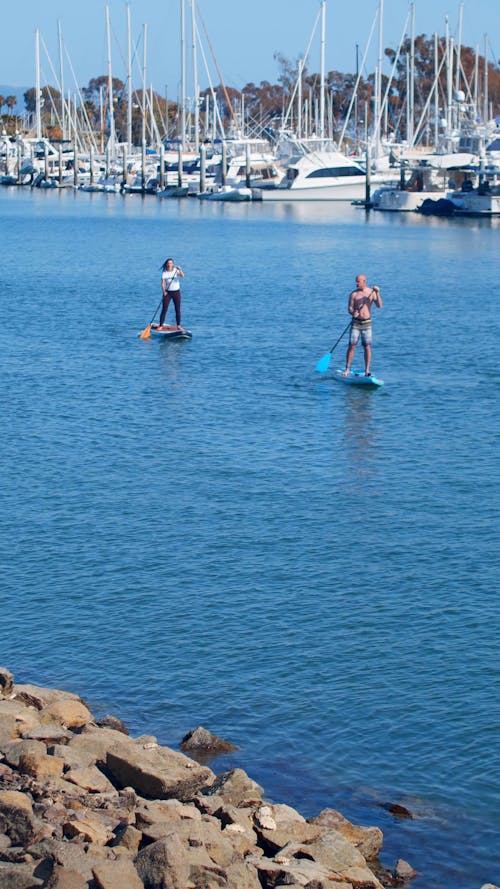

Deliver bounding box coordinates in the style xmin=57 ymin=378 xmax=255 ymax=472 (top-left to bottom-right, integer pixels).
xmin=160 ymin=258 xmax=174 ymax=271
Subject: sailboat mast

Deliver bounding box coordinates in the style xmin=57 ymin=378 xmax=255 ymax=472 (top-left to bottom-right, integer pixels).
xmin=319 ymin=0 xmax=326 ymax=142
xmin=180 ymin=0 xmax=186 ymax=146
xmin=190 ymin=0 xmax=199 ymax=149
xmin=58 ymin=20 xmax=66 ymax=140
xmin=375 ymin=0 xmax=384 ymax=155
xmin=105 ymin=5 xmax=116 ymax=155
xmin=409 ymin=2 xmax=415 ymax=147
xmin=35 ymin=28 xmax=42 ymax=140
xmin=127 ymin=4 xmax=133 ymax=151
xmin=483 ymin=34 xmax=489 ymax=124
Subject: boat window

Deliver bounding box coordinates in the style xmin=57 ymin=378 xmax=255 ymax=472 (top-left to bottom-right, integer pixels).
xmin=306 ymin=166 xmax=363 ymax=179
xmin=287 ymin=168 xmax=299 ymax=182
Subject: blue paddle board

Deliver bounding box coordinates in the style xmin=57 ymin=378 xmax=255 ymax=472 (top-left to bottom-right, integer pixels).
xmin=333 ymin=369 xmax=384 ymax=388
xmin=150 ymin=325 xmax=192 ymax=341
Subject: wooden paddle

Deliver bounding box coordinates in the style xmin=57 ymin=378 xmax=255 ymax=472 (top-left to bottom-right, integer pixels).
xmin=139 ymin=298 xmax=163 ymax=340
xmin=316 ymin=321 xmax=352 ymax=373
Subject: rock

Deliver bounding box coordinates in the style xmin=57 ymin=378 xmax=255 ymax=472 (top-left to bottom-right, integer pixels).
xmin=0 ymin=700 xmax=41 ymax=743
xmin=64 ymin=767 xmax=115 ymax=794
xmin=202 ymin=769 xmax=263 ymax=808
xmin=394 ymin=858 xmax=419 ymax=881
xmin=106 ymin=744 xmax=214 ymax=801
xmin=0 ymin=862 xmax=43 ymax=888
xmin=180 ymin=726 xmax=238 ymax=756
xmin=252 ymin=853 xmax=343 ymax=889
xmin=135 ymin=798 xmax=202 ymax=828
xmin=379 ymin=802 xmax=413 ymax=819
xmin=45 ymin=864 xmax=88 ymax=889
xmin=63 ymin=814 xmax=114 ymax=845
xmin=254 ymin=803 xmax=323 ymax=854
xmin=0 ymin=790 xmax=36 ymax=846
xmin=41 ymin=701 xmax=93 ymax=729
xmin=45 ymin=744 xmax=96 ymax=771
xmin=1 ymin=740 xmax=47 ymax=768
xmin=18 ymin=753 xmax=65 ymax=780
xmin=92 ymin=858 xmax=144 ymax=889
xmin=310 ymin=808 xmax=383 ymax=861
xmin=97 ymin=715 xmax=129 ymax=735
xmin=299 ymin=828 xmax=368 ymax=872
xmin=135 ymin=835 xmax=190 ymax=889
xmin=21 ymin=725 xmax=72 ymax=745
xmin=28 ymin=838 xmax=115 ymax=882
xmin=66 ymin=725 xmax=136 ymax=768
xmin=0 ymin=668 xmax=14 ymax=697
xmin=0 ymin=832 xmax=11 ymax=852
xmin=13 ymin=685 xmax=82 ymax=712
xmin=109 ymin=824 xmax=142 ymax=854
xmin=480 ymin=885 xmax=500 ymax=889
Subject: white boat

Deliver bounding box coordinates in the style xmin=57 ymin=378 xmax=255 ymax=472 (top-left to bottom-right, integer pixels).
xmin=254 ymin=149 xmax=395 ymax=201
xmin=372 ymin=152 xmax=477 ymax=212
xmin=203 ymin=184 xmax=252 ymax=202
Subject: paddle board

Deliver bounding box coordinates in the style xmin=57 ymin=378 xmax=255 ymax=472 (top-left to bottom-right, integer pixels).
xmin=333 ymin=369 xmax=384 ymax=388
xmin=150 ymin=325 xmax=192 ymax=341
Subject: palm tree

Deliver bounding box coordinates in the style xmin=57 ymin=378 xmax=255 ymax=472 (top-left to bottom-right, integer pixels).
xmin=5 ymin=96 xmax=17 ymax=115
xmin=0 ymin=96 xmax=5 ymax=116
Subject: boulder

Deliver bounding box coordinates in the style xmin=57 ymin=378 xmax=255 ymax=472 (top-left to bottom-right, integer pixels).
xmin=92 ymin=858 xmax=144 ymax=889
xmin=106 ymin=744 xmax=214 ymax=801
xmin=63 ymin=814 xmax=114 ymax=845
xmin=66 ymin=725 xmax=136 ymax=768
xmin=202 ymin=769 xmax=263 ymax=808
xmin=41 ymin=701 xmax=93 ymax=729
xmin=135 ymin=798 xmax=202 ymax=828
xmin=394 ymin=858 xmax=419 ymax=881
xmin=310 ymin=809 xmax=383 ymax=861
xmin=180 ymin=726 xmax=238 ymax=756
xmin=27 ymin=838 xmax=110 ymax=881
xmin=0 ymin=862 xmax=43 ymax=888
xmin=0 ymin=700 xmax=40 ymax=745
xmin=0 ymin=667 xmax=14 ymax=697
xmin=0 ymin=790 xmax=36 ymax=845
xmin=18 ymin=753 xmax=65 ymax=781
xmin=13 ymin=685 xmax=83 ymax=712
xmin=254 ymin=803 xmax=323 ymax=854
xmin=45 ymin=864 xmax=88 ymax=889
xmin=64 ymin=767 xmax=115 ymax=794
xmin=97 ymin=715 xmax=129 ymax=735
xmin=21 ymin=725 xmax=72 ymax=745
xmin=1 ymin=740 xmax=47 ymax=768
xmin=379 ymin=802 xmax=413 ymax=819
xmin=109 ymin=824 xmax=142 ymax=854
xmin=135 ymin=835 xmax=190 ymax=889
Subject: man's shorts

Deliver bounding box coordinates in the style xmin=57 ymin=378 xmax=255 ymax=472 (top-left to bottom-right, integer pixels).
xmin=350 ymin=322 xmax=372 ymax=346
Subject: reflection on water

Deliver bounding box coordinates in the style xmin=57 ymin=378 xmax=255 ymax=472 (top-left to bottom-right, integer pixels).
xmin=340 ymin=388 xmax=379 ymax=490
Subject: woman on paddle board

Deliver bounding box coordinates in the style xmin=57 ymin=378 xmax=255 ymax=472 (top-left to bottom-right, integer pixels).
xmin=159 ymin=258 xmax=185 ymax=329
xmin=343 ymin=274 xmax=382 ymax=377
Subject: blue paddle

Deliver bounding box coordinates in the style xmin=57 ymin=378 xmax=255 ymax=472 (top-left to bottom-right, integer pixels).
xmin=316 ymin=321 xmax=352 ymax=373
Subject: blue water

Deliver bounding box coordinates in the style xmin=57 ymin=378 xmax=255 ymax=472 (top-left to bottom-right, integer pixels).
xmin=1 ymin=188 xmax=498 ymax=888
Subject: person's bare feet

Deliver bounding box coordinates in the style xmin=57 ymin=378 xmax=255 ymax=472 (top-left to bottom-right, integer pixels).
xmin=342 ymin=368 xmax=350 ymax=377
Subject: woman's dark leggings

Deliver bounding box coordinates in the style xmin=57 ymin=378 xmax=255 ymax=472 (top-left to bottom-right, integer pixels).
xmin=160 ymin=291 xmax=181 ymax=326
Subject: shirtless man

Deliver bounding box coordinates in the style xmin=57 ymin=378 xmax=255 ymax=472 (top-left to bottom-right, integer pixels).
xmin=342 ymin=274 xmax=383 ymax=377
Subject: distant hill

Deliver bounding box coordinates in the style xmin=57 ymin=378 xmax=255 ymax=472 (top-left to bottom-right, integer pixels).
xmin=0 ymin=86 xmax=30 ymax=114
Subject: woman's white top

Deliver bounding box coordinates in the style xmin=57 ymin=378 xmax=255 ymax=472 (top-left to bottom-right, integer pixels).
xmin=162 ymin=268 xmax=181 ymax=291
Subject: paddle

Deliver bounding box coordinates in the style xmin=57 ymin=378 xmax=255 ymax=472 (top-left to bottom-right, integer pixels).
xmin=138 ymin=298 xmax=163 ymax=340
xmin=315 ymin=320 xmax=352 ymax=373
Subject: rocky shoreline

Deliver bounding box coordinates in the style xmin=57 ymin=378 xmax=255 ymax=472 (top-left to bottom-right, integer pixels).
xmin=0 ymin=667 xmax=495 ymax=889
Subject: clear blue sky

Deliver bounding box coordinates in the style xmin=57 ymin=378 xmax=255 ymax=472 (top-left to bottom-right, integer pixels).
xmin=1 ymin=0 xmax=498 ymax=96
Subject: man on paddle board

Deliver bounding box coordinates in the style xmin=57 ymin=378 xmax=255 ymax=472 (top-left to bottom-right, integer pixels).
xmin=342 ymin=275 xmax=382 ymax=377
